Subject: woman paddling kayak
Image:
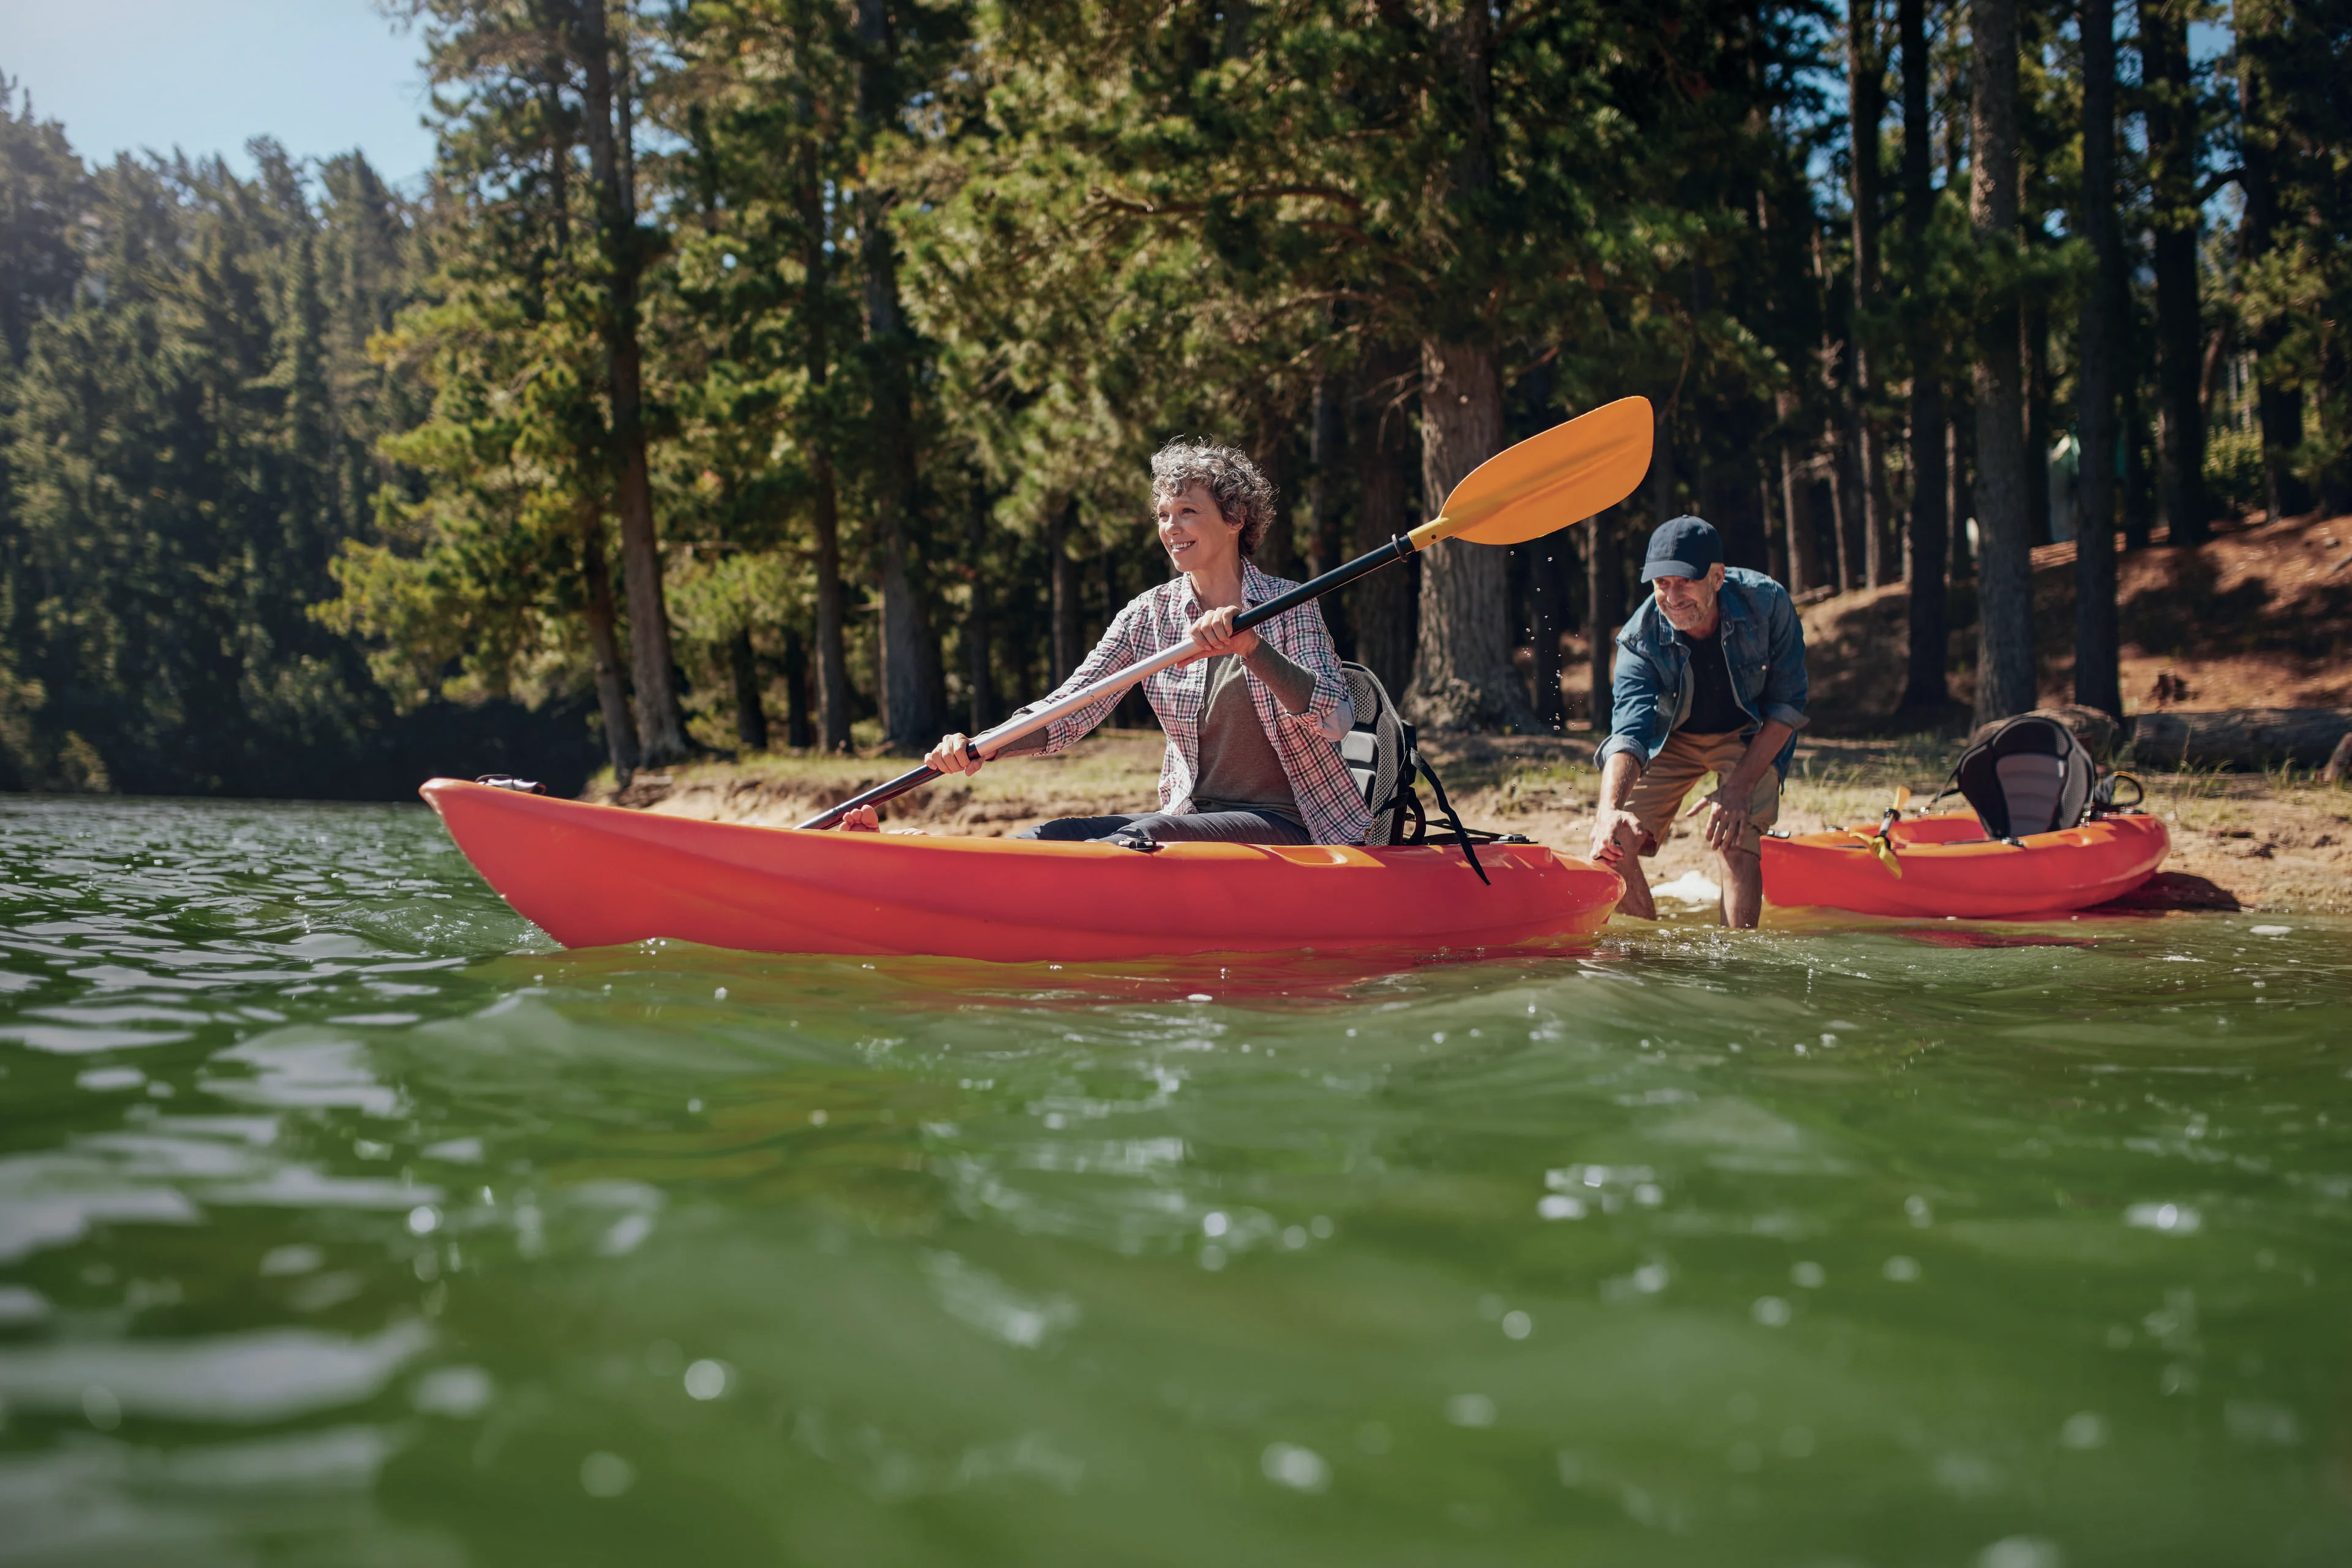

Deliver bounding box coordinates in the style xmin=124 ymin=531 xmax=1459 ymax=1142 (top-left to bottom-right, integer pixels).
xmin=837 ymin=441 xmax=1371 ymax=846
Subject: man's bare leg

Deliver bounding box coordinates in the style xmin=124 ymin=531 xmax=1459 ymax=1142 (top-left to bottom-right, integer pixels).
xmin=1614 ymin=852 xmax=1657 ymax=919
xmin=1719 ymin=846 xmax=1762 ymax=929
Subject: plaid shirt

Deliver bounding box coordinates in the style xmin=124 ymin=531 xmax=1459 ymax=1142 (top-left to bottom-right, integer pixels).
xmin=1016 ymin=560 xmax=1373 ymax=845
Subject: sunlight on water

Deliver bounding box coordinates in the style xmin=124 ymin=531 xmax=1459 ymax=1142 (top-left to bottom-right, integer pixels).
xmin=0 ymin=797 xmax=2345 ymax=1564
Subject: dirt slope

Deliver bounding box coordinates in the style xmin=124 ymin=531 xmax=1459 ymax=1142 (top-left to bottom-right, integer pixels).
xmin=1798 ymin=508 xmax=2352 ymax=728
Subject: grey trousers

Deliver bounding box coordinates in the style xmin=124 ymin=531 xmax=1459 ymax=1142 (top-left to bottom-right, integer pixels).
xmin=1013 ymin=809 xmax=1311 ymax=846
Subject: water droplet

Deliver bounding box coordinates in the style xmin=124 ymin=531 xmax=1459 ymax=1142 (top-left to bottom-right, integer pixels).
xmin=1202 ymin=1212 xmax=1229 ymax=1238
xmin=1502 ymin=1310 xmax=1532 ymax=1340
xmin=1752 ymin=1295 xmax=1792 ymax=1327
xmin=684 ymin=1359 xmax=730 ymax=1400
xmin=2059 ymin=1411 xmax=2108 ymax=1449
xmin=1261 ymin=1442 xmax=1329 ymax=1492
xmin=1537 ymin=1194 xmax=1587 ymax=1221
xmin=1975 ymin=1536 xmax=2064 ymax=1568
xmin=580 ymin=1450 xmax=636 ymax=1498
xmin=1446 ymin=1392 xmax=1496 ymax=1427
xmin=1791 ymin=1261 xmax=1825 ymax=1289
xmin=82 ymin=1385 xmax=120 ymax=1431
xmin=1198 ymin=1245 xmax=1226 ymax=1272
xmin=407 ymin=1205 xmax=440 ymax=1237
xmin=809 ymin=1109 xmax=828 ymax=1126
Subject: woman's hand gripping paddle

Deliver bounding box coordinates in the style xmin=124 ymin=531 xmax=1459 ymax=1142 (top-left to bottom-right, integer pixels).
xmin=796 ymin=396 xmax=1655 ymax=833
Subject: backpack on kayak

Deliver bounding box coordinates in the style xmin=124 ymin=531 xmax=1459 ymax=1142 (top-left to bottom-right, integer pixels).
xmin=1338 ymin=662 xmax=1496 ymax=884
xmin=1943 ymin=713 xmax=2106 ymax=837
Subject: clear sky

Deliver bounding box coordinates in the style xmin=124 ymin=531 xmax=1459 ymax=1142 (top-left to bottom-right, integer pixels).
xmin=0 ymin=0 xmax=438 ymax=186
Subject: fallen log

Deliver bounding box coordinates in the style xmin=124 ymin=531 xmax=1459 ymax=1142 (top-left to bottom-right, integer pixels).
xmin=2127 ymin=708 xmax=2352 ymax=771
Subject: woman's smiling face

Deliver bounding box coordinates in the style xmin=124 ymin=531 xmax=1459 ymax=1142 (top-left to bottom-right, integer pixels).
xmin=1156 ymin=482 xmax=1241 ymax=573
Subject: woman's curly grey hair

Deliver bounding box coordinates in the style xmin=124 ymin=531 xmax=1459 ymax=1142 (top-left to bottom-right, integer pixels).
xmin=1150 ymin=440 xmax=1276 ymax=558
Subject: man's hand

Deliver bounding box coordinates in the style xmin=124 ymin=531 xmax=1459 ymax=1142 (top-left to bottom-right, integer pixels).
xmin=1684 ymin=782 xmax=1752 ymax=852
xmin=1588 ymin=806 xmax=1647 ymax=867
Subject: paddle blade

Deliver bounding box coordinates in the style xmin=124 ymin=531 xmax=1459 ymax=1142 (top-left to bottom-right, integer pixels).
xmin=1433 ymin=396 xmax=1654 ymax=546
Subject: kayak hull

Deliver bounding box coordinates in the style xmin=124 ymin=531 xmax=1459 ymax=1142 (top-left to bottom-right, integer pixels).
xmin=420 ymin=778 xmax=1624 ymax=962
xmin=1760 ymin=810 xmax=2170 ymax=919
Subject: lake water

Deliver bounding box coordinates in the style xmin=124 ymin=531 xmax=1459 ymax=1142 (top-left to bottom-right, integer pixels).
xmin=0 ymin=797 xmax=2345 ymax=1566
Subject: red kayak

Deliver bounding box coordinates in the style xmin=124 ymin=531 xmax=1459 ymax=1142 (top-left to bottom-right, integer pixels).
xmin=421 ymin=779 xmax=1624 ymax=962
xmin=1760 ymin=810 xmax=2169 ymax=919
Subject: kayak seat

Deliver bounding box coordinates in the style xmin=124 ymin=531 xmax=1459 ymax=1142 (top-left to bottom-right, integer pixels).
xmin=1341 ymin=662 xmax=1491 ymax=885
xmin=1950 ymin=714 xmax=2095 ymax=838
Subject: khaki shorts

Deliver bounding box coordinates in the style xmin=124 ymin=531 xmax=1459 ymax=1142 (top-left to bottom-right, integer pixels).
xmin=1624 ymin=729 xmax=1779 ymax=858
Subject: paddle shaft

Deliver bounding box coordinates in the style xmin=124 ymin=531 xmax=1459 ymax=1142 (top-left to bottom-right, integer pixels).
xmin=793 ymin=535 xmax=1413 ymax=831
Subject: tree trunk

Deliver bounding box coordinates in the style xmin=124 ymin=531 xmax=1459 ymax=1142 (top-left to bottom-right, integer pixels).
xmin=1408 ymin=341 xmax=1535 ymax=732
xmin=2074 ymin=0 xmax=2125 ymax=720
xmin=1307 ymin=373 xmax=1346 ymax=581
xmin=578 ymin=0 xmax=686 ymax=763
xmin=2130 ymin=708 xmax=2352 ymax=770
xmin=2236 ymin=10 xmax=2314 ymax=523
xmin=1350 ymin=369 xmax=1417 ymax=699
xmin=856 ymin=0 xmax=941 ymax=750
xmin=1779 ymin=419 xmax=1823 ymax=595
xmin=1047 ymin=498 xmax=1081 ymax=683
xmin=728 ymin=629 xmax=767 ymax=753
xmin=2121 ymin=340 xmax=2154 ymax=548
xmin=1586 ymin=505 xmax=1624 ymax=733
xmin=1528 ymin=540 xmax=1567 ymax=731
xmin=1830 ymin=422 xmax=1859 ymax=594
xmin=788 ymin=117 xmax=854 ymax=753
xmin=2023 ymin=293 xmax=2052 ymax=544
xmin=2139 ymin=0 xmax=2207 ymax=545
xmin=1947 ymin=407 xmax=1973 ymax=582
xmin=576 ymin=493 xmax=640 ymax=777
xmin=1253 ymin=407 xmax=1298 ymax=579
xmin=782 ymin=627 xmax=814 ymax=749
xmin=1970 ymin=0 xmax=2037 ymax=723
xmin=965 ymin=490 xmax=993 ymax=733
xmin=1900 ymin=0 xmax=1950 ymax=710
xmin=1849 ymin=0 xmax=1893 ymax=586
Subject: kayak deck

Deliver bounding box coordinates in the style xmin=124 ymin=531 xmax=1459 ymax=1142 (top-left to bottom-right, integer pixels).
xmin=421 ymin=779 xmax=1624 ymax=962
xmin=1760 ymin=810 xmax=2170 ymax=919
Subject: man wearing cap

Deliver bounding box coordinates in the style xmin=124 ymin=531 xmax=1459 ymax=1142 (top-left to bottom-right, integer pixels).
xmin=1588 ymin=515 xmax=1809 ymax=929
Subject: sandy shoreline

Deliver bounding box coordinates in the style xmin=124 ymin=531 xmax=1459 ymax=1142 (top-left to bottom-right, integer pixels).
xmin=587 ymin=729 xmax=2352 ymax=917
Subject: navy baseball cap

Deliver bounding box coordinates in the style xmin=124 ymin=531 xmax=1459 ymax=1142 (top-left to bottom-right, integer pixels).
xmin=1639 ymin=515 xmax=1723 ymax=582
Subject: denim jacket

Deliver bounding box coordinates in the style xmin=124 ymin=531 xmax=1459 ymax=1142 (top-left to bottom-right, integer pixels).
xmin=1598 ymin=567 xmax=1809 ymax=778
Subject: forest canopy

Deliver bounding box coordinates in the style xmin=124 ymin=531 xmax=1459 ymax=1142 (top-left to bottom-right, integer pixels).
xmin=2 ymin=0 xmax=2347 ymax=798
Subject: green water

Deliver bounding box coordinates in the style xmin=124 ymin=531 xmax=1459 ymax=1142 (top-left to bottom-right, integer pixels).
xmin=0 ymin=797 xmax=2346 ymax=1566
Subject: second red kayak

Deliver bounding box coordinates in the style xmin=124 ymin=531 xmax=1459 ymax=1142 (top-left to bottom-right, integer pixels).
xmin=421 ymin=779 xmax=1624 ymax=962
xmin=1761 ymin=810 xmax=2169 ymax=919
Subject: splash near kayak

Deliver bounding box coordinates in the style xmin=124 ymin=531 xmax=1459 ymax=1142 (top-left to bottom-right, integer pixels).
xmin=421 ymin=779 xmax=1623 ymax=962
xmin=1760 ymin=810 xmax=2170 ymax=919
